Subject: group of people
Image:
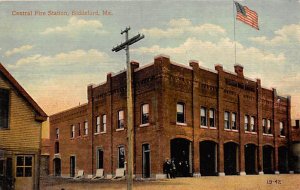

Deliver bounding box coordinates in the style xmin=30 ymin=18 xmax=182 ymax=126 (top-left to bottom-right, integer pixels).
xmin=163 ymin=158 xmax=190 ymax=178
xmin=163 ymin=158 xmax=177 ymax=178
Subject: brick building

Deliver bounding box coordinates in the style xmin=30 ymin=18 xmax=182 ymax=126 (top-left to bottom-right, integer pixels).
xmin=49 ymin=55 xmax=300 ymax=179
xmin=0 ymin=63 xmax=47 ymax=190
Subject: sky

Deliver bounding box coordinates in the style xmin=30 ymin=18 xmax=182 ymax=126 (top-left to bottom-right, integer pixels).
xmin=0 ymin=0 xmax=299 ymax=119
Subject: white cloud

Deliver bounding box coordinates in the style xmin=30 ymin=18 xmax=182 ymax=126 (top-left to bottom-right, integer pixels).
xmin=141 ymin=18 xmax=226 ymax=38
xmin=41 ymin=17 xmax=105 ymax=36
xmin=133 ymin=37 xmax=285 ymax=66
xmin=13 ymin=49 xmax=110 ymax=67
xmin=5 ymin=45 xmax=33 ymax=57
xmin=249 ymin=23 xmax=300 ymax=46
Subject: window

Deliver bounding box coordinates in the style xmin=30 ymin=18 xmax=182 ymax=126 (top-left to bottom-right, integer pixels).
xmin=16 ymin=156 xmax=32 ymax=177
xmin=141 ymin=104 xmax=149 ymax=125
xmin=224 ymin=111 xmax=230 ymax=129
xmin=84 ymin=121 xmax=88 ymax=135
xmin=96 ymin=116 xmax=100 ymax=133
xmin=280 ymin=122 xmax=285 ymax=136
xmin=0 ymin=160 xmax=4 ymax=176
xmin=176 ymin=103 xmax=185 ymax=123
xmin=200 ymin=107 xmax=207 ymax=126
xmin=118 ymin=110 xmax=125 ymax=129
xmin=101 ymin=115 xmax=106 ymax=133
xmin=78 ymin=123 xmax=81 ymax=136
xmin=71 ymin=125 xmax=75 ymax=138
xmin=118 ymin=146 xmax=125 ymax=168
xmin=97 ymin=149 xmax=104 ymax=169
xmin=231 ymin=113 xmax=237 ymax=130
xmin=262 ymin=119 xmax=267 ymax=134
xmin=267 ymin=119 xmax=272 ymax=134
xmin=55 ymin=142 xmax=59 ymax=154
xmin=0 ymin=89 xmax=9 ymax=129
xmin=250 ymin=116 xmax=255 ymax=132
xmin=55 ymin=128 xmax=59 ymax=139
xmin=209 ymin=108 xmax=215 ymax=128
xmin=244 ymin=115 xmax=249 ymax=131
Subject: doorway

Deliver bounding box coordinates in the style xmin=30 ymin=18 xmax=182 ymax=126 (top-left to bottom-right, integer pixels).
xmin=142 ymin=144 xmax=151 ymax=178
xmin=70 ymin=156 xmax=76 ymax=177
xmin=224 ymin=142 xmax=238 ymax=175
xmin=200 ymin=141 xmax=217 ymax=176
xmin=53 ymin=158 xmax=61 ymax=176
xmin=245 ymin=144 xmax=257 ymax=174
xmin=170 ymin=138 xmax=191 ymax=177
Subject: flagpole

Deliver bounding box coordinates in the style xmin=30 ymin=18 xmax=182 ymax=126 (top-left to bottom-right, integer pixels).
xmin=233 ymin=0 xmax=237 ymax=65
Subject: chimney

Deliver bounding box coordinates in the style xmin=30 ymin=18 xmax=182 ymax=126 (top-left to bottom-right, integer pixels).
xmin=130 ymin=60 xmax=139 ymax=70
xmin=234 ymin=64 xmax=244 ymax=77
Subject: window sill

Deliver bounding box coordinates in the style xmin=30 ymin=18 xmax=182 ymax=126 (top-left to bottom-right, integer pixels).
xmin=0 ymin=127 xmax=9 ymax=130
xmin=140 ymin=123 xmax=150 ymax=127
xmin=224 ymin=129 xmax=238 ymax=132
xmin=263 ymin=133 xmax=273 ymax=137
xmin=280 ymin=135 xmax=286 ymax=138
xmin=200 ymin=125 xmax=208 ymax=129
xmin=100 ymin=131 xmax=107 ymax=134
xmin=70 ymin=137 xmax=75 ymax=140
xmin=210 ymin=127 xmax=217 ymax=130
xmin=116 ymin=128 xmax=124 ymax=131
xmin=245 ymin=131 xmax=257 ymax=134
xmin=176 ymin=122 xmax=187 ymax=126
xmin=94 ymin=133 xmax=100 ymax=135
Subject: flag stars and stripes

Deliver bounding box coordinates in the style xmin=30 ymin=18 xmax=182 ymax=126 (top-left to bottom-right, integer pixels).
xmin=234 ymin=2 xmax=259 ymax=30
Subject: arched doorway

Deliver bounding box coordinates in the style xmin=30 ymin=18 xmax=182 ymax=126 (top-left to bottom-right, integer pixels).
xmin=200 ymin=141 xmax=217 ymax=176
xmin=224 ymin=142 xmax=239 ymax=175
xmin=53 ymin=158 xmax=61 ymax=176
xmin=245 ymin=144 xmax=257 ymax=174
xmin=278 ymin=146 xmax=288 ymax=173
xmin=263 ymin=145 xmax=274 ymax=174
xmin=170 ymin=138 xmax=191 ymax=177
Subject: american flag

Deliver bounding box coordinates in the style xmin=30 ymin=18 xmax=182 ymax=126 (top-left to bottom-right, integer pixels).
xmin=234 ymin=2 xmax=259 ymax=30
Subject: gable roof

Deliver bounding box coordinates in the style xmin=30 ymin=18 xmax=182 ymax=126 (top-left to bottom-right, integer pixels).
xmin=0 ymin=63 xmax=47 ymax=121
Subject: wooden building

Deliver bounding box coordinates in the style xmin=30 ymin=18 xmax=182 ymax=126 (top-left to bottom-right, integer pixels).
xmin=0 ymin=64 xmax=47 ymax=190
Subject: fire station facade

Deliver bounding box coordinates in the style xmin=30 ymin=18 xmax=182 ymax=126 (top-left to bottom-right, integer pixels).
xmin=49 ymin=55 xmax=295 ymax=178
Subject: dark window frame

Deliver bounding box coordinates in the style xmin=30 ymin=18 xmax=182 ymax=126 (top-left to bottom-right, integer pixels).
xmin=141 ymin=104 xmax=150 ymax=125
xmin=117 ymin=110 xmax=125 ymax=129
xmin=0 ymin=89 xmax=10 ymax=129
xmin=176 ymin=102 xmax=185 ymax=124
xmin=200 ymin=107 xmax=207 ymax=127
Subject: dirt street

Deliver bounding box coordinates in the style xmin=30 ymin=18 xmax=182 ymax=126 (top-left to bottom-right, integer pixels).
xmin=40 ymin=174 xmax=300 ymax=190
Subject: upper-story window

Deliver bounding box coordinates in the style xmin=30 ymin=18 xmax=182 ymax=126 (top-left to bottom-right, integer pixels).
xmin=267 ymin=119 xmax=272 ymax=134
xmin=200 ymin=107 xmax=207 ymax=127
xmin=95 ymin=116 xmax=100 ymax=133
xmin=0 ymin=89 xmax=9 ymax=129
xmin=250 ymin=116 xmax=255 ymax=132
xmin=118 ymin=110 xmax=125 ymax=129
xmin=280 ymin=122 xmax=285 ymax=136
xmin=209 ymin=108 xmax=215 ymax=128
xmin=262 ymin=119 xmax=267 ymax=134
xmin=231 ymin=113 xmax=237 ymax=130
xmin=71 ymin=125 xmax=75 ymax=138
xmin=224 ymin=111 xmax=230 ymax=129
xmin=55 ymin=128 xmax=59 ymax=139
xmin=244 ymin=115 xmax=249 ymax=131
xmin=101 ymin=115 xmax=106 ymax=133
xmin=141 ymin=104 xmax=149 ymax=125
xmin=84 ymin=121 xmax=88 ymax=135
xmin=55 ymin=142 xmax=59 ymax=154
xmin=78 ymin=123 xmax=81 ymax=136
xmin=176 ymin=103 xmax=185 ymax=124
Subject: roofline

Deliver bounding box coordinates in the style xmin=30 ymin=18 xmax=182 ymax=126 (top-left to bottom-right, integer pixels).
xmin=0 ymin=63 xmax=48 ymax=121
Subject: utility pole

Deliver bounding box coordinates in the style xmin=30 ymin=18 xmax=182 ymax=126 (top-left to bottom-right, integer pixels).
xmin=112 ymin=27 xmax=144 ymax=190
